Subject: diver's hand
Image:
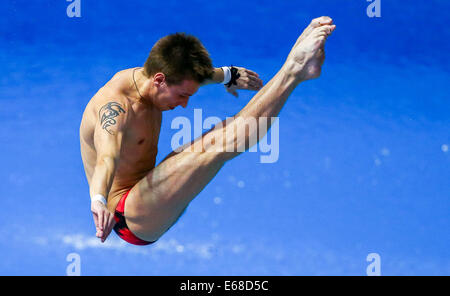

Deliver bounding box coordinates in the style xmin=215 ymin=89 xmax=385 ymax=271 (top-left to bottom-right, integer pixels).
xmin=225 ymin=67 xmax=264 ymax=97
xmin=91 ymin=200 xmax=116 ymax=243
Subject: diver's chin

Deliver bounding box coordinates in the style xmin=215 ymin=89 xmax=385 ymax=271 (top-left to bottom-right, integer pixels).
xmin=161 ymin=106 xmax=174 ymax=111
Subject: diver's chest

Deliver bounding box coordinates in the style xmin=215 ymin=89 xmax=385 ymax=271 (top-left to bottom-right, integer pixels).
xmin=125 ymin=116 xmax=161 ymax=151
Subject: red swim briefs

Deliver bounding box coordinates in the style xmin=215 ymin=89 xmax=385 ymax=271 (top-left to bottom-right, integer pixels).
xmin=113 ymin=190 xmax=155 ymax=246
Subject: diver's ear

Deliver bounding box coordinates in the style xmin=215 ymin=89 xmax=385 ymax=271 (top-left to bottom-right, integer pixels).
xmin=153 ymin=72 xmax=166 ymax=87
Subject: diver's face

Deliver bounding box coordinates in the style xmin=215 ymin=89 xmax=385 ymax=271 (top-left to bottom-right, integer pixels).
xmin=155 ymin=79 xmax=200 ymax=111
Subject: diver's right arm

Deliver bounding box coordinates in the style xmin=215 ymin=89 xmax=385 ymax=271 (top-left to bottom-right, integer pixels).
xmin=90 ymin=100 xmax=129 ymax=242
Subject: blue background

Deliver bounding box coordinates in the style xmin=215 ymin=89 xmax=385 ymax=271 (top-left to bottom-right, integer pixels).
xmin=0 ymin=0 xmax=448 ymax=275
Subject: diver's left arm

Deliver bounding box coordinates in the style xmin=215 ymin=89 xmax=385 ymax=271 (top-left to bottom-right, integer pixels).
xmin=202 ymin=67 xmax=264 ymax=97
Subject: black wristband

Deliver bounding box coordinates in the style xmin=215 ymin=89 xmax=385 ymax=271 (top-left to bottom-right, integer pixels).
xmin=225 ymin=66 xmax=240 ymax=87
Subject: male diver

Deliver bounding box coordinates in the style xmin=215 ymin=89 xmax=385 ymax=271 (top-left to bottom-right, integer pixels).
xmin=80 ymin=16 xmax=336 ymax=245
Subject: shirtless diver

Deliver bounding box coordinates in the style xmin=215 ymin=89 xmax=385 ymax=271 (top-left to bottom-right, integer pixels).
xmin=80 ymin=17 xmax=336 ymax=245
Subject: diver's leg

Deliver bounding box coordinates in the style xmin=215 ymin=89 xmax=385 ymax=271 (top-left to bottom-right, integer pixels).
xmin=124 ymin=17 xmax=336 ymax=242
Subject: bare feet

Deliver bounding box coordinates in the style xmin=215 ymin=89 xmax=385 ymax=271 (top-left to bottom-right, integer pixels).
xmin=284 ymin=16 xmax=336 ymax=81
xmin=294 ymin=16 xmax=334 ymax=48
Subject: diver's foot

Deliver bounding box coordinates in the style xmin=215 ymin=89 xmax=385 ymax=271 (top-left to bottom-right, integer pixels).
xmin=295 ymin=16 xmax=334 ymax=46
xmin=284 ymin=16 xmax=336 ymax=81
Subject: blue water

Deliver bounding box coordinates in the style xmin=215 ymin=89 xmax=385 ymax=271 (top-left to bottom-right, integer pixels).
xmin=0 ymin=0 xmax=449 ymax=275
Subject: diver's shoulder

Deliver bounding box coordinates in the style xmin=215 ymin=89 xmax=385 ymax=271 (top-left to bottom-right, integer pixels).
xmin=84 ymin=68 xmax=134 ymax=115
